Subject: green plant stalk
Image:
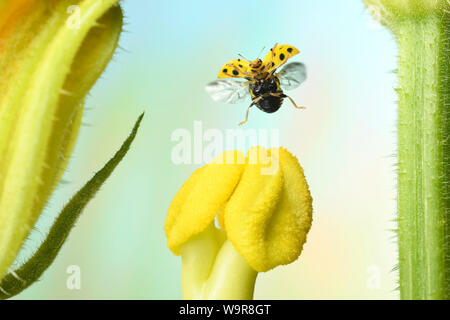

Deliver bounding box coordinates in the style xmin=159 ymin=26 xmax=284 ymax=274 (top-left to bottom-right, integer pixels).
xmin=180 ymin=223 xmax=258 ymax=300
xmin=396 ymin=15 xmax=450 ymax=299
xmin=0 ymin=113 xmax=144 ymax=299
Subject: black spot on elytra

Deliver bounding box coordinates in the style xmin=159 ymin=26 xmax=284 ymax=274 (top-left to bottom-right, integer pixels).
xmin=239 ymin=64 xmax=243 ymax=68
xmin=223 ymin=68 xmax=228 ymax=73
xmin=279 ymin=53 xmax=285 ymax=61
xmin=287 ymin=47 xmax=293 ymax=53
xmin=271 ymin=62 xmax=275 ymax=67
xmin=233 ymin=70 xmax=239 ymax=76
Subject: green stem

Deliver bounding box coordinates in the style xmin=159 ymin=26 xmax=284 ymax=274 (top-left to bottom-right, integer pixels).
xmin=180 ymin=224 xmax=258 ymax=300
xmin=396 ymin=14 xmax=450 ymax=300
xmin=0 ymin=114 xmax=144 ymax=299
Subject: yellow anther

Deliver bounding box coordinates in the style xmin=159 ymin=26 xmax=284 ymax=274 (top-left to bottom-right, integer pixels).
xmin=165 ymin=146 xmax=313 ymax=273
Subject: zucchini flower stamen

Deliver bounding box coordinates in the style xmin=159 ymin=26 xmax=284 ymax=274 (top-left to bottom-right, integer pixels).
xmin=165 ymin=146 xmax=313 ymax=299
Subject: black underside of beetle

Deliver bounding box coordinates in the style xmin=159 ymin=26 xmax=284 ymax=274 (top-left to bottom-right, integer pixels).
xmin=256 ymin=96 xmax=284 ymax=113
xmin=249 ymin=76 xmax=284 ymax=113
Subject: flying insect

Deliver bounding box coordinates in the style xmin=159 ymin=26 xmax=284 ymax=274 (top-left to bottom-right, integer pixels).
xmin=205 ymin=43 xmax=307 ymax=125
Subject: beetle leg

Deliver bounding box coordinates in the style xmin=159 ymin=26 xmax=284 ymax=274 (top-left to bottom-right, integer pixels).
xmin=226 ymin=63 xmax=254 ymax=77
xmin=239 ymin=96 xmax=262 ymax=126
xmin=273 ymin=93 xmax=306 ymax=109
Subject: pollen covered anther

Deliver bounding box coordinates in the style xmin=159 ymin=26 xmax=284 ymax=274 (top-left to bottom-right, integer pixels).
xmin=165 ymin=146 xmax=313 ymax=273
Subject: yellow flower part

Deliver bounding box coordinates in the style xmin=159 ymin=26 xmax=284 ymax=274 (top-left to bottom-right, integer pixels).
xmin=225 ymin=147 xmax=312 ymax=272
xmin=165 ymin=146 xmax=313 ymax=275
xmin=0 ymin=0 xmax=122 ymax=279
xmin=165 ymin=150 xmax=245 ymax=255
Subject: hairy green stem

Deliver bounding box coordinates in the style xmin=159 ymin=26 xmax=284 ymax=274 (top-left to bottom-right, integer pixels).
xmin=0 ymin=114 xmax=144 ymax=299
xmin=396 ymin=14 xmax=450 ymax=299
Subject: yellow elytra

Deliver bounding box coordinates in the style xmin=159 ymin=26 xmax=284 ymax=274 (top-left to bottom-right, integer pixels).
xmin=218 ymin=44 xmax=300 ymax=79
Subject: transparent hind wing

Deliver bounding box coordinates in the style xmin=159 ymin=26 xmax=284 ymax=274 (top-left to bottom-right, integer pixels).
xmin=277 ymin=62 xmax=307 ymax=91
xmin=205 ymin=80 xmax=250 ymax=104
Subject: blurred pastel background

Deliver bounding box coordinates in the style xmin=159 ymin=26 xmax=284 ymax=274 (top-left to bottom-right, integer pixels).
xmin=14 ymin=0 xmax=399 ymax=299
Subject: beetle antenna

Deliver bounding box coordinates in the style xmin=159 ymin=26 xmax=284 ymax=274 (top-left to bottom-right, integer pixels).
xmin=238 ymin=53 xmax=250 ymax=62
xmin=257 ymin=46 xmax=266 ymax=59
